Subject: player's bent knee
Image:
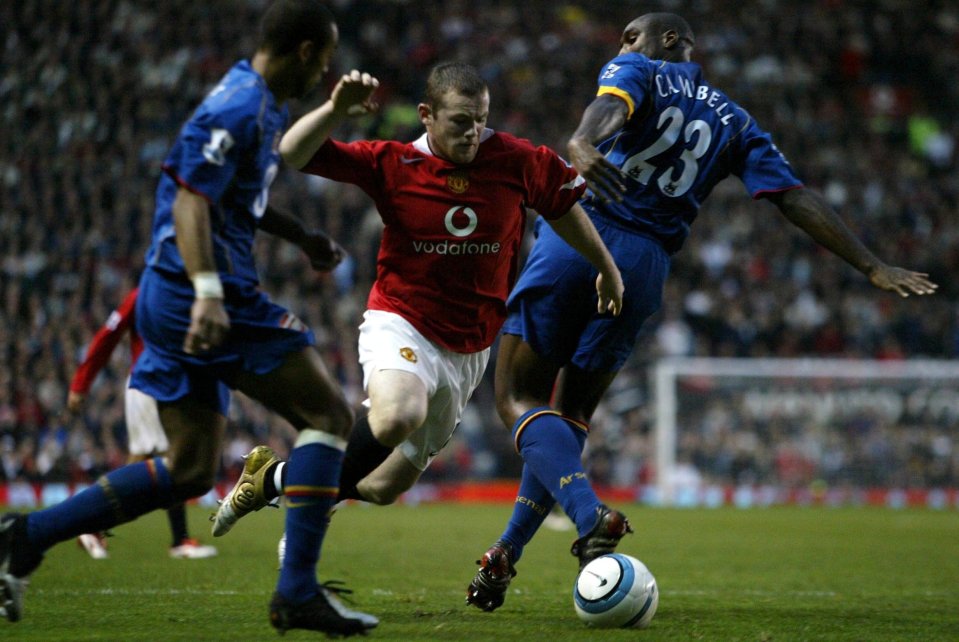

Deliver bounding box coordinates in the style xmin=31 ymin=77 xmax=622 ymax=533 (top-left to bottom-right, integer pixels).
xmin=167 ymin=464 xmax=216 ymax=501
xmin=300 ymin=396 xmax=354 ymax=439
xmin=329 ymin=399 xmax=355 ymax=438
xmin=370 ymin=412 xmax=423 ymax=448
xmin=495 ymin=397 xmax=527 ymax=430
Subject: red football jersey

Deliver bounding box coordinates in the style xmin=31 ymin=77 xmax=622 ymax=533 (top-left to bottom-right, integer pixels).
xmin=70 ymin=288 xmax=143 ymax=393
xmin=303 ymin=130 xmax=586 ymax=353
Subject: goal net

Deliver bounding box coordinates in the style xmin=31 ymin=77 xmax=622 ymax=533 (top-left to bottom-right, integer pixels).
xmin=651 ymin=358 xmax=959 ymax=507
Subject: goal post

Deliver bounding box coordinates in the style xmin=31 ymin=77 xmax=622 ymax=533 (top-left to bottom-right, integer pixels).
xmin=651 ymin=357 xmax=959 ymax=506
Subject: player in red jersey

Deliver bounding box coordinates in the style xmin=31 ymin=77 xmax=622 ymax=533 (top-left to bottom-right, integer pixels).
xmin=67 ymin=288 xmax=217 ymax=560
xmin=211 ymin=62 xmax=623 ymax=534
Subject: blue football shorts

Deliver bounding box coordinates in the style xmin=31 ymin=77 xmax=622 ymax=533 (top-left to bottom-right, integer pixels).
xmin=129 ymin=267 xmax=315 ymax=414
xmin=501 ymin=216 xmax=670 ymax=372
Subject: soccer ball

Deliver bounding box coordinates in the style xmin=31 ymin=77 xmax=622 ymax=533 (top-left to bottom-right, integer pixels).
xmin=573 ymin=553 xmax=658 ymax=628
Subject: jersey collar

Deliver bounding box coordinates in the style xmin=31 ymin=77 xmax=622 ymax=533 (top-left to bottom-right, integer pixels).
xmin=411 ymin=128 xmax=496 ymax=158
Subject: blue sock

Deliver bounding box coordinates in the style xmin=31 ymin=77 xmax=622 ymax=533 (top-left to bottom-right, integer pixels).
xmin=502 ymin=414 xmax=590 ymax=560
xmin=276 ymin=437 xmax=344 ymax=604
xmin=512 ymin=407 xmax=599 ymax=537
xmin=28 ymin=457 xmax=175 ymax=551
xmin=500 ymin=465 xmax=554 ymax=563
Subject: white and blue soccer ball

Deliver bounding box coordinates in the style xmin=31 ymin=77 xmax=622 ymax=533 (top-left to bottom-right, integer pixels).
xmin=573 ymin=553 xmax=658 ymax=628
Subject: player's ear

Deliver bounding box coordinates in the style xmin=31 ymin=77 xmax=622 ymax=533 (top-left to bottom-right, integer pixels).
xmin=296 ymin=40 xmax=315 ymax=63
xmin=663 ymin=29 xmax=679 ymax=49
xmin=417 ymin=103 xmax=433 ymax=127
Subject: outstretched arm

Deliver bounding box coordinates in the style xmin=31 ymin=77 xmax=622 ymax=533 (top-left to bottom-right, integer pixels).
xmin=280 ymin=70 xmax=379 ymax=170
xmin=769 ymin=187 xmax=938 ymax=298
xmin=259 ymin=205 xmax=344 ymax=272
xmin=545 ymin=203 xmax=624 ymax=315
xmin=68 ymin=289 xmax=138 ymax=412
xmin=566 ymin=94 xmax=630 ymax=203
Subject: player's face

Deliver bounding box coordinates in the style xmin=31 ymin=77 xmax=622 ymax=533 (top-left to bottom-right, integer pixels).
xmin=619 ymin=19 xmax=657 ymax=57
xmin=420 ymin=89 xmax=489 ymax=165
xmin=619 ymin=18 xmax=694 ymax=61
xmin=295 ymin=24 xmax=339 ymax=99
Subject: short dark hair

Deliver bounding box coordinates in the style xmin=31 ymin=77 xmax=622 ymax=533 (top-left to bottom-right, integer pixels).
xmin=258 ymin=0 xmax=336 ymax=56
xmin=424 ymin=62 xmax=488 ymax=109
xmin=638 ymin=12 xmax=694 ymax=43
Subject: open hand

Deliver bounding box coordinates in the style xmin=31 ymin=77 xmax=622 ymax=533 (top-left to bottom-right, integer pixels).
xmin=868 ymin=266 xmax=938 ymax=298
xmin=331 ymin=70 xmax=379 ymax=117
xmin=568 ymin=138 xmax=626 ymax=204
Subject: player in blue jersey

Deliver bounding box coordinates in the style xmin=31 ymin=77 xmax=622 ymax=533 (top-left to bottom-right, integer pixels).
xmin=467 ymin=12 xmax=938 ymax=612
xmin=0 ymin=1 xmax=379 ymax=635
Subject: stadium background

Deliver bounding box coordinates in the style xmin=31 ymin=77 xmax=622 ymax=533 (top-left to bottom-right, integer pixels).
xmin=1 ymin=0 xmax=957 ymax=507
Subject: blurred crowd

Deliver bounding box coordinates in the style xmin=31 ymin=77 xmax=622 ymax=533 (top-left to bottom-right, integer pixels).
xmin=1 ymin=0 xmax=957 ymax=495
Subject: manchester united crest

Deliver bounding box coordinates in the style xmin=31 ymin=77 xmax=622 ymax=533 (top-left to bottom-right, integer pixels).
xmin=446 ymin=171 xmax=469 ymax=194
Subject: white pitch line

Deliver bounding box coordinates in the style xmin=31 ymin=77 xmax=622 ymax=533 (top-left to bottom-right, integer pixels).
xmin=30 ymin=586 xmax=959 ymax=599
xmin=30 ymin=588 xmax=246 ymax=596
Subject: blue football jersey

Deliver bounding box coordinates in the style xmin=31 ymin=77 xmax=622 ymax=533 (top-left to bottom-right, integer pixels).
xmin=584 ymin=53 xmax=802 ymax=253
xmin=145 ymin=60 xmax=288 ymax=285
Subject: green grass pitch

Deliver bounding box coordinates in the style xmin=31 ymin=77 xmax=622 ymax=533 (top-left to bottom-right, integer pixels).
xmin=5 ymin=503 xmax=958 ymax=640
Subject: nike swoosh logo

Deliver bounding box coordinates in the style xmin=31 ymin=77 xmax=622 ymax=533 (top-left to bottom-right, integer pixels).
xmin=586 ymin=571 xmax=607 ymax=586
xmin=400 ymin=157 xmax=425 ymax=164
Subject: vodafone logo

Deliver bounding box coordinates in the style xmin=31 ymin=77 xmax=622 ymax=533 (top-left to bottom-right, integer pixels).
xmin=444 ymin=206 xmax=478 ymax=237
xmin=411 ymin=205 xmax=500 ymax=256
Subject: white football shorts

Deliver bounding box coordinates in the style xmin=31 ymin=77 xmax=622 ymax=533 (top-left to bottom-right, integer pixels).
xmin=124 ymin=376 xmax=170 ymax=455
xmin=357 ymin=310 xmax=490 ymax=471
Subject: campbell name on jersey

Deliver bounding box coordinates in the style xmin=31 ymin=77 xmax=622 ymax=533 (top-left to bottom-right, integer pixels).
xmin=303 ymin=130 xmax=585 ymax=353
xmin=146 ymin=61 xmax=287 ymax=286
xmin=589 ymin=53 xmax=801 ymax=253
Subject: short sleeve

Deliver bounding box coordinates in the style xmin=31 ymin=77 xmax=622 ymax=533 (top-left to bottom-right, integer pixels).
xmin=596 ymin=54 xmax=654 ymax=119
xmin=301 ymin=139 xmax=381 ymax=197
xmin=524 ymin=145 xmax=586 ymax=220
xmin=162 ymin=101 xmax=256 ymax=203
xmin=732 ymin=118 xmax=803 ymax=198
